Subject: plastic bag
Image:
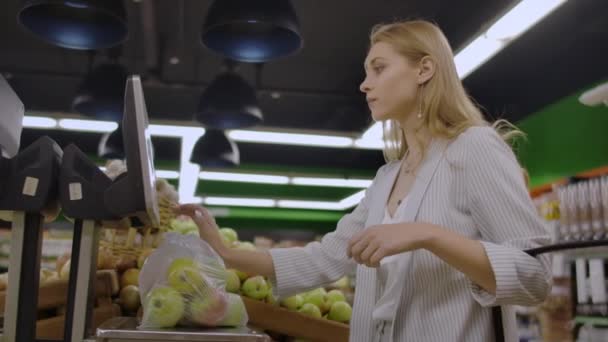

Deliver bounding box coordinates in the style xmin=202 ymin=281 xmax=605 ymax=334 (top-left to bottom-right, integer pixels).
xmin=138 ymin=232 xmax=248 ymax=329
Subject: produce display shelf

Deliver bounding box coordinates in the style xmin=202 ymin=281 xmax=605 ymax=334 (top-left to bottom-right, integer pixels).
xmin=242 ymin=296 xmax=349 ymax=342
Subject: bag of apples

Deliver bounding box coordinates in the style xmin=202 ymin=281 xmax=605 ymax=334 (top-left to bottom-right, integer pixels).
xmin=138 ymin=232 xmax=248 ymax=329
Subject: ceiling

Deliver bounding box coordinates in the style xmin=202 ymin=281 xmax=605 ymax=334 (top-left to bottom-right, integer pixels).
xmin=2 ymin=0 xmax=608 ymax=233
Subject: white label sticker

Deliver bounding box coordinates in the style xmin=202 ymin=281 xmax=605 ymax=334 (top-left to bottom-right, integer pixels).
xmin=22 ymin=177 xmax=39 ymax=196
xmin=69 ymin=182 xmax=83 ymax=201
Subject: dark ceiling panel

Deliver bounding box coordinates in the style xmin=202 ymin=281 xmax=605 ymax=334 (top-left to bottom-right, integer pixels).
xmin=19 ymin=128 xmax=181 ymax=162
xmin=464 ymin=0 xmax=608 ymax=122
xmin=4 ymin=0 xmax=602 ymax=178
xmin=237 ymin=143 xmax=384 ymax=171
xmin=1 ymin=0 xmax=518 ymax=134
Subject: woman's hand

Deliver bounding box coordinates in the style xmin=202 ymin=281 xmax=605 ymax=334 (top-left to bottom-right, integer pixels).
xmin=173 ymin=204 xmax=227 ymax=256
xmin=347 ymin=222 xmax=438 ymax=267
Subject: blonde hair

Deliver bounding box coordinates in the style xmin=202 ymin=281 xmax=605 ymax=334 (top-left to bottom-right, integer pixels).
xmin=370 ymin=20 xmax=524 ymax=162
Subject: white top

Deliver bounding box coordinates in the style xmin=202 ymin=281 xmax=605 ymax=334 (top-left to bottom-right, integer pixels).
xmin=372 ymin=196 xmax=410 ymax=321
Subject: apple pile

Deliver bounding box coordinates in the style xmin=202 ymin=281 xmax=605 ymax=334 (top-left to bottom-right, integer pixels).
xmin=140 ymin=256 xmax=247 ymax=329
xmin=218 ymin=228 xmax=352 ymax=324
xmin=168 ymin=216 xmax=199 ymax=236
xmin=281 ymin=288 xmax=352 ymax=323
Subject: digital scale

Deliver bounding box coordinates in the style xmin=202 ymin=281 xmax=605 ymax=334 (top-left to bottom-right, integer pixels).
xmin=0 ymin=75 xmax=269 ymax=341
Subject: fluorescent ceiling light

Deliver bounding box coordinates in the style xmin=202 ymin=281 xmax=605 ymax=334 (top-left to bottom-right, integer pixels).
xmin=204 ymin=196 xmax=276 ymax=208
xmin=178 ymin=134 xmax=204 ymax=204
xmin=156 ymin=170 xmax=180 ymax=179
xmin=361 ymin=122 xmax=382 ymax=140
xmin=199 ymin=190 xmax=367 ymax=210
xmin=23 ymin=116 xmax=57 ymax=129
xmin=456 ymin=0 xmax=566 ymax=78
xmin=58 ymin=119 xmax=118 ymax=133
xmin=455 ymin=35 xmax=504 ymax=79
xmin=291 ymin=177 xmax=372 ymax=188
xmin=228 ymin=130 xmax=354 ymax=148
xmin=99 ymin=166 xmax=178 ymax=180
xmin=486 ymin=0 xmax=566 ymax=40
xmin=277 ymin=200 xmax=345 ymax=210
xmin=200 ymin=171 xmax=289 ymax=185
xmin=353 ymin=137 xmax=384 ymax=150
xmin=181 ymin=196 xmax=203 ymax=205
xmin=149 ymin=124 xmax=205 ymax=138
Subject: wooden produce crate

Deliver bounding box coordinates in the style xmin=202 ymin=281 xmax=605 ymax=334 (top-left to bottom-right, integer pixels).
xmin=242 ymin=297 xmax=349 ymax=342
xmin=0 ymin=270 xmax=122 ymax=339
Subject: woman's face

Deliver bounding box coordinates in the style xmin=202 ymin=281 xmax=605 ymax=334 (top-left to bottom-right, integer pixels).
xmin=360 ymin=42 xmax=420 ymax=123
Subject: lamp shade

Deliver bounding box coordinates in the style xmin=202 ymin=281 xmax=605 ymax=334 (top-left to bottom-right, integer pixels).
xmin=72 ymin=63 xmax=127 ymax=121
xmin=197 ymin=71 xmax=263 ymax=129
xmin=18 ymin=0 xmax=128 ymax=50
xmin=190 ymin=130 xmax=240 ymax=168
xmin=202 ymin=0 xmax=302 ymax=62
xmin=98 ymin=127 xmax=123 ymax=159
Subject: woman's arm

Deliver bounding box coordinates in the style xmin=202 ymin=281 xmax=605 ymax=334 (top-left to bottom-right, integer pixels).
xmin=460 ymin=127 xmax=551 ymax=306
xmin=174 ymin=205 xmax=276 ymax=279
xmin=220 ymin=248 xmax=276 ymax=279
xmin=349 ymin=127 xmax=551 ymax=306
xmin=424 ymin=225 xmax=496 ymax=294
xmin=347 ymin=221 xmax=496 ymax=293
xmin=177 ymin=164 xmax=387 ymax=298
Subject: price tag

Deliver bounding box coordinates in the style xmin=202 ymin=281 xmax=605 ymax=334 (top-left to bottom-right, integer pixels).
xmin=69 ymin=182 xmax=83 ymax=201
xmin=22 ymin=177 xmax=39 ymax=197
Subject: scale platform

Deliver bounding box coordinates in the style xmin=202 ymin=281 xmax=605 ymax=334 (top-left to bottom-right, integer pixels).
xmin=95 ymin=317 xmax=270 ymax=342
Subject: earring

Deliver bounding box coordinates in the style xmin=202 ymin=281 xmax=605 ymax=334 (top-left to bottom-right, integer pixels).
xmin=417 ymin=86 xmax=424 ymax=119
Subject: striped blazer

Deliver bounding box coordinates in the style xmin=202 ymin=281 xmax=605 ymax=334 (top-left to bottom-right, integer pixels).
xmin=269 ymin=126 xmax=552 ymax=342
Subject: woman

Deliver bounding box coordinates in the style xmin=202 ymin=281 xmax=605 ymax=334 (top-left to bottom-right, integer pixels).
xmin=176 ymin=20 xmax=551 ymax=342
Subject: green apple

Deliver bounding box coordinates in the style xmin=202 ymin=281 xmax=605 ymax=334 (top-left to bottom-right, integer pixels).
xmin=234 ymin=269 xmax=249 ymax=282
xmin=167 ymin=257 xmax=199 ymax=275
xmin=170 ymin=218 xmax=198 ymax=235
xmin=225 ymin=269 xmax=241 ymax=293
xmin=265 ymin=281 xmax=278 ymax=305
xmin=234 ymin=241 xmax=256 ymax=251
xmin=167 ymin=258 xmax=206 ymax=295
xmin=280 ymin=294 xmax=303 ymax=311
xmin=188 ymin=290 xmax=227 ymax=326
xmin=219 ymin=228 xmax=238 ymax=246
xmin=328 ymin=301 xmax=352 ymax=323
xmin=326 ymin=289 xmax=346 ymax=308
xmin=298 ymin=303 xmax=322 ymax=318
xmin=266 ymin=291 xmax=278 ymax=306
xmin=303 ymin=288 xmax=329 ymax=313
xmin=143 ymin=286 xmax=184 ymax=328
xmin=330 ymin=276 xmax=350 ymax=289
xmin=219 ymin=293 xmax=248 ymax=326
xmin=241 ymin=276 xmax=269 ymax=300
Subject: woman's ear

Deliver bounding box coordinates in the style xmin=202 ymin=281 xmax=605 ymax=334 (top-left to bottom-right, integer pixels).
xmin=417 ymin=56 xmax=435 ymax=85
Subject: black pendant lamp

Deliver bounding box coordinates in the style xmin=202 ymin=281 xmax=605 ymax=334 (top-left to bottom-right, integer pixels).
xmin=196 ymin=70 xmax=263 ymax=129
xmin=190 ymin=130 xmax=240 ymax=168
xmin=98 ymin=127 xmax=123 ymax=159
xmin=201 ymin=0 xmax=302 ymax=62
xmin=72 ymin=63 xmax=127 ymax=121
xmin=18 ymin=0 xmax=128 ymax=50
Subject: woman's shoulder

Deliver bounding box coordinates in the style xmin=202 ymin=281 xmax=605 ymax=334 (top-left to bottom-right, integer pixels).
xmin=444 ymin=125 xmax=516 ymax=169
xmin=451 ymin=125 xmax=500 ymax=147
xmin=447 ymin=125 xmax=508 ymax=154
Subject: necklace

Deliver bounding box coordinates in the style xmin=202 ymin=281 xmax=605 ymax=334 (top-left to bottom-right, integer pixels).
xmin=401 ymin=149 xmax=418 ymax=174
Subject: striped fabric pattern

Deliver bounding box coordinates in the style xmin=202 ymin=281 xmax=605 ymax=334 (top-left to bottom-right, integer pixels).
xmin=269 ymin=126 xmax=552 ymax=342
